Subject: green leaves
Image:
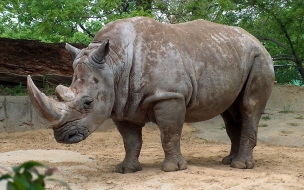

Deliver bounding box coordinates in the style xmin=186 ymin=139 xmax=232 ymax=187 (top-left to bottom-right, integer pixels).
xmin=0 ymin=0 xmax=154 ymax=44
xmin=1 ymin=0 xmax=304 ymax=83
xmin=1 ymin=0 xmax=235 ymax=42
xmin=0 ymin=161 xmax=70 ymax=190
xmin=234 ymin=0 xmax=304 ymax=83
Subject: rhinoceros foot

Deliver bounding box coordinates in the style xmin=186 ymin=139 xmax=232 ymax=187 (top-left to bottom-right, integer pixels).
xmin=231 ymin=158 xmax=255 ymax=169
xmin=222 ymin=154 xmax=237 ymax=165
xmin=161 ymin=157 xmax=187 ymax=172
xmin=115 ymin=159 xmax=142 ymax=173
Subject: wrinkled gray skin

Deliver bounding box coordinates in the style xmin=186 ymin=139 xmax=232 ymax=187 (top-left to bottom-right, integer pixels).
xmin=27 ymin=17 xmax=274 ymax=173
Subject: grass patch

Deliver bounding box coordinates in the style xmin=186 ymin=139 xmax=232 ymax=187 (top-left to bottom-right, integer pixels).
xmin=295 ymin=115 xmax=303 ymax=119
xmin=0 ymin=83 xmax=56 ymax=96
xmin=42 ymin=72 xmax=56 ymax=95
xmin=4 ymin=83 xmax=27 ymax=96
xmin=280 ymin=130 xmax=294 ymax=135
xmin=279 ymin=105 xmax=293 ymax=113
xmin=0 ymin=84 xmax=4 ymax=94
xmin=0 ymin=73 xmax=56 ymax=96
xmin=220 ymin=123 xmax=226 ymax=130
xmin=288 ymin=123 xmax=299 ymax=126
xmin=259 ymin=123 xmax=268 ymax=127
xmin=262 ymin=114 xmax=270 ymax=121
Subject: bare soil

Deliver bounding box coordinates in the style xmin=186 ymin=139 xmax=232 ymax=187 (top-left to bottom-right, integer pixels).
xmin=0 ymin=118 xmax=304 ymax=190
xmin=1 ymin=85 xmax=304 ymax=189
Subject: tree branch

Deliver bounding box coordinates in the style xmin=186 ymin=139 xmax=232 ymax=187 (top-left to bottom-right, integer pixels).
xmin=272 ymin=57 xmax=296 ymax=62
xmin=296 ymin=16 xmax=304 ymax=45
xmin=272 ymin=53 xmax=296 ymax=62
xmin=272 ymin=54 xmax=294 ymax=59
xmin=258 ymin=36 xmax=291 ymax=53
xmin=78 ymin=23 xmax=94 ymax=38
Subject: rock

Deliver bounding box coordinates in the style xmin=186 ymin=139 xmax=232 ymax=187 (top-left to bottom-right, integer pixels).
xmin=0 ymin=38 xmax=86 ymax=88
xmin=0 ymin=97 xmax=6 ymax=133
xmin=4 ymin=96 xmax=32 ymax=132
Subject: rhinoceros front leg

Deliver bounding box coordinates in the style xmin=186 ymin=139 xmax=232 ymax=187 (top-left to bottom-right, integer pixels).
xmin=154 ymin=99 xmax=187 ymax=172
xmin=113 ymin=119 xmax=145 ymax=173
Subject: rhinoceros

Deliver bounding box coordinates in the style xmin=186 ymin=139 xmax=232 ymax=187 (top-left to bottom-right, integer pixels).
xmin=27 ymin=16 xmax=274 ymax=173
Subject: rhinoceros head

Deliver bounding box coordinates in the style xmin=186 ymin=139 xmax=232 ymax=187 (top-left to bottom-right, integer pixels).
xmin=27 ymin=39 xmax=115 ymax=144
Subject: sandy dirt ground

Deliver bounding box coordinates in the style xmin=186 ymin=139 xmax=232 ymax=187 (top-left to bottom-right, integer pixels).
xmin=0 ymin=107 xmax=304 ymax=190
xmin=1 ymin=84 xmax=304 ymax=190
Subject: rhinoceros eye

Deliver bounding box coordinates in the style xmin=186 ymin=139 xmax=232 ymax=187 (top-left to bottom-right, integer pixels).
xmin=82 ymin=96 xmax=94 ymax=109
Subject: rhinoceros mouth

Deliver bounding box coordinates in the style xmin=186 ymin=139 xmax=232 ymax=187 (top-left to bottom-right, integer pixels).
xmin=53 ymin=121 xmax=89 ymax=144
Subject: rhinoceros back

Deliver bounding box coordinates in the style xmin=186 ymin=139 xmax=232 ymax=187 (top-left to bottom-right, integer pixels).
xmin=93 ymin=17 xmax=273 ymax=122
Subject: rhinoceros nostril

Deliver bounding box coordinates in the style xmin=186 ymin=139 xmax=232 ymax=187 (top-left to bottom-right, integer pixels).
xmin=84 ymin=100 xmax=93 ymax=106
xmin=82 ymin=96 xmax=94 ymax=109
xmin=68 ymin=133 xmax=84 ymax=143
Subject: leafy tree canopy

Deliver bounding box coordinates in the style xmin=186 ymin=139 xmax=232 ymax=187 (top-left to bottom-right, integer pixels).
xmin=1 ymin=0 xmax=304 ymax=84
xmin=0 ymin=0 xmax=234 ymax=43
xmin=224 ymin=0 xmax=304 ymax=84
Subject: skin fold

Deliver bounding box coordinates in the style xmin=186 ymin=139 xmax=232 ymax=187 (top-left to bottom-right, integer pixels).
xmin=27 ymin=17 xmax=274 ymax=173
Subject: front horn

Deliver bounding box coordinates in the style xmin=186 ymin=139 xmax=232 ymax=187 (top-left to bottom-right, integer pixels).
xmin=27 ymin=75 xmax=68 ymax=127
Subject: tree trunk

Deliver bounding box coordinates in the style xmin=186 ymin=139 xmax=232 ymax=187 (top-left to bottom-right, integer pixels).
xmin=294 ymin=57 xmax=304 ymax=80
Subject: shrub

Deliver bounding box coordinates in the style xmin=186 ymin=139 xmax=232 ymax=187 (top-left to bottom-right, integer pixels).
xmin=0 ymin=161 xmax=70 ymax=190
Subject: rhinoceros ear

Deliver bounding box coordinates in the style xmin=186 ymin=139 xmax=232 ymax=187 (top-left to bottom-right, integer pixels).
xmin=89 ymin=39 xmax=110 ymax=65
xmin=65 ymin=43 xmax=81 ymax=60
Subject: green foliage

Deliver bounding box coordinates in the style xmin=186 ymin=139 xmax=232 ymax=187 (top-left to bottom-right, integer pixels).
xmin=0 ymin=85 xmax=4 ymax=94
xmin=5 ymin=83 xmax=27 ymax=96
xmin=153 ymin=0 xmax=234 ymax=24
xmin=0 ymin=0 xmax=154 ymax=44
xmin=279 ymin=105 xmax=293 ymax=114
xmin=229 ymin=0 xmax=304 ymax=83
xmin=262 ymin=114 xmax=270 ymax=121
xmin=0 ymin=0 xmax=236 ymax=43
xmin=220 ymin=123 xmax=226 ymax=130
xmin=42 ymin=72 xmax=55 ymax=95
xmin=1 ymin=0 xmax=304 ymax=83
xmin=1 ymin=77 xmax=55 ymax=96
xmin=259 ymin=123 xmax=268 ymax=128
xmin=295 ymin=115 xmax=303 ymax=119
xmin=0 ymin=161 xmax=70 ymax=190
xmin=275 ymin=65 xmax=303 ymax=85
xmin=288 ymin=123 xmax=299 ymax=126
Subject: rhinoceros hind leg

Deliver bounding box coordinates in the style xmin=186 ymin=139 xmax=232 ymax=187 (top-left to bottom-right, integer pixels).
xmin=230 ymin=54 xmax=274 ymax=169
xmin=154 ymin=99 xmax=187 ymax=172
xmin=113 ymin=120 xmax=144 ymax=173
xmin=220 ymin=104 xmax=242 ymax=165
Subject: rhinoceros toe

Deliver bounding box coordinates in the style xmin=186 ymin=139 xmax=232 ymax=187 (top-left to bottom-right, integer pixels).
xmin=231 ymin=159 xmax=255 ymax=169
xmin=222 ymin=154 xmax=237 ymax=165
xmin=115 ymin=160 xmax=142 ymax=173
xmin=161 ymin=158 xmax=187 ymax=172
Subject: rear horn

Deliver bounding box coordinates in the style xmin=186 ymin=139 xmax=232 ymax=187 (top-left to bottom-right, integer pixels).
xmin=89 ymin=39 xmax=110 ymax=64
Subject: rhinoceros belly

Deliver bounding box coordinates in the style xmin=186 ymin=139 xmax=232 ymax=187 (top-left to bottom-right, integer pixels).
xmin=184 ymin=72 xmax=246 ymax=122
xmin=185 ymin=92 xmax=237 ymax=122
